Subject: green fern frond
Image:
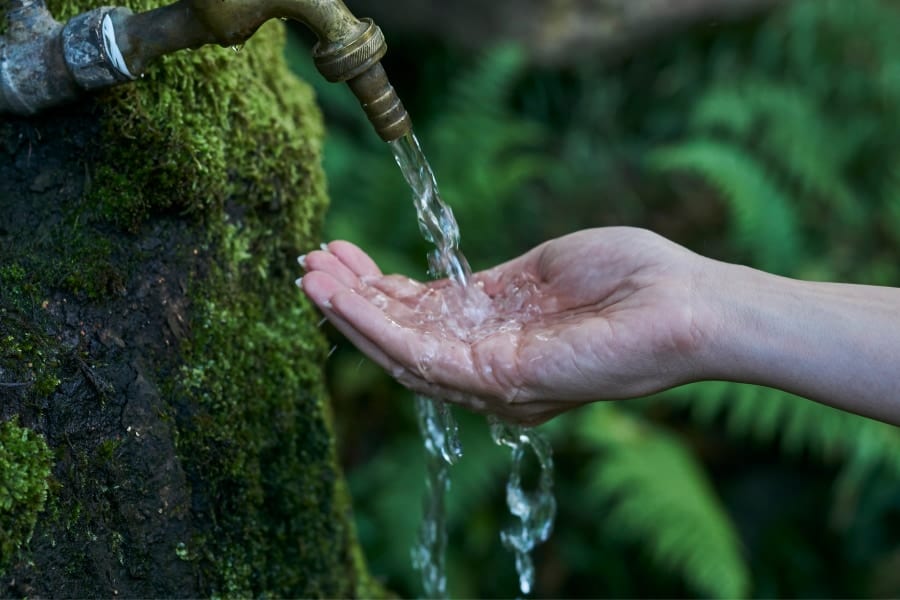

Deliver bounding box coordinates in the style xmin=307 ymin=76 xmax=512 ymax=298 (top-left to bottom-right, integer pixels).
xmin=661 ymin=383 xmax=900 ymax=475
xmin=690 ymin=80 xmax=864 ymax=228
xmin=690 ymin=86 xmax=756 ymax=138
xmin=568 ymin=405 xmax=750 ymax=599
xmin=650 ymin=140 xmax=801 ymax=273
xmin=432 ymin=45 xmax=545 ymax=204
xmin=442 ymin=45 xmax=527 ymax=120
xmin=777 ymin=0 xmax=900 ymax=108
xmin=882 ymin=166 xmax=900 ymax=248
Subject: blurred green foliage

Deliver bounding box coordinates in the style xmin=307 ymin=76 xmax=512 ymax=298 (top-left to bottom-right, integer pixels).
xmin=286 ymin=0 xmax=900 ymax=597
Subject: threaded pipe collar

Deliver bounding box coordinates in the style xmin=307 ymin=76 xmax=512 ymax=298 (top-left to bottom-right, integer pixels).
xmin=312 ymin=18 xmax=386 ymax=83
xmin=62 ymin=6 xmax=135 ymax=91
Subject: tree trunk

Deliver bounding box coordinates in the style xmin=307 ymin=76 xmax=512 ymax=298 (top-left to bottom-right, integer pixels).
xmin=0 ymin=2 xmax=374 ymax=597
xmin=347 ymin=0 xmax=787 ymax=63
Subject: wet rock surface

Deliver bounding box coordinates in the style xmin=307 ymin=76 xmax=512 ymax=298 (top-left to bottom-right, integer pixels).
xmin=0 ymin=109 xmax=200 ymax=597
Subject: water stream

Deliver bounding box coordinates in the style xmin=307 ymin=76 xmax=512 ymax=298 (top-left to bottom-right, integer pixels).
xmin=389 ymin=131 xmax=555 ymax=597
xmin=488 ymin=417 xmax=557 ymax=596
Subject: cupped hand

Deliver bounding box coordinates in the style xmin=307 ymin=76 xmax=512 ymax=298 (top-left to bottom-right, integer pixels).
xmin=299 ymin=227 xmax=711 ymax=425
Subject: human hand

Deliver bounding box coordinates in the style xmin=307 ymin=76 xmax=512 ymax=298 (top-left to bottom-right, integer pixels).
xmin=299 ymin=227 xmax=712 ymax=425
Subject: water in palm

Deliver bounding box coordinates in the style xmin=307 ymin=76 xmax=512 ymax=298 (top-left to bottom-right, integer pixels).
xmin=389 ymin=130 xmax=556 ymax=597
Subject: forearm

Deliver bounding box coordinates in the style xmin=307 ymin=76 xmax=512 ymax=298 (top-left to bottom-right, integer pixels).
xmin=697 ymin=261 xmax=900 ymax=425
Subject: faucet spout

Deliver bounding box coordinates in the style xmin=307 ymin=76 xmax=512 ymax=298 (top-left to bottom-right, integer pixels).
xmin=0 ymin=0 xmax=412 ymax=141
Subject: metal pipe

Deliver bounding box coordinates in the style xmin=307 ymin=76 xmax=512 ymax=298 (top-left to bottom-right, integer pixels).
xmin=0 ymin=0 xmax=411 ymax=141
xmin=1 ymin=0 xmax=127 ymax=114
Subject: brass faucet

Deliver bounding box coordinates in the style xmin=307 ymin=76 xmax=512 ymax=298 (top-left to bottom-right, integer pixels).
xmin=0 ymin=0 xmax=411 ymax=141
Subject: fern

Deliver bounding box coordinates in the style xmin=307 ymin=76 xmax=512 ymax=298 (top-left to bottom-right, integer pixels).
xmin=883 ymin=165 xmax=900 ymax=248
xmin=556 ymin=404 xmax=749 ymax=598
xmin=690 ymin=81 xmax=863 ymax=228
xmin=660 ymin=383 xmax=900 ymax=474
xmin=429 ymin=46 xmax=547 ymax=242
xmin=650 ymin=139 xmax=802 ymax=273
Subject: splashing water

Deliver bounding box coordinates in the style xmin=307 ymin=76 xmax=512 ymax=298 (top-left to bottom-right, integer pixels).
xmin=389 ymin=131 xmax=555 ymax=597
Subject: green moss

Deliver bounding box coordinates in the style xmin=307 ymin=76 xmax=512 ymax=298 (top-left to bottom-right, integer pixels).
xmin=48 ymin=0 xmax=326 ymax=246
xmin=26 ymin=0 xmax=372 ymax=595
xmin=0 ymin=418 xmax=54 ymax=575
xmin=0 ymin=265 xmax=63 ymax=397
xmin=172 ymin=216 xmax=374 ymax=596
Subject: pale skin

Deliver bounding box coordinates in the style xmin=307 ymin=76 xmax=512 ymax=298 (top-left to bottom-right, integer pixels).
xmin=299 ymin=227 xmax=900 ymax=427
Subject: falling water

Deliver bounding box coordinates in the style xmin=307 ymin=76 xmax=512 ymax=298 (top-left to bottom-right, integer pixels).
xmin=389 ymin=131 xmax=555 ymax=597
xmin=410 ymin=395 xmax=461 ymax=599
xmin=389 ymin=131 xmax=472 ymax=286
xmin=488 ymin=417 xmax=557 ymax=596
xmin=391 ymin=131 xmax=467 ymax=599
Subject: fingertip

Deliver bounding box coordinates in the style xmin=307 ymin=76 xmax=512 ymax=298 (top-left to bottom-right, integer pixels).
xmin=327 ymin=240 xmax=383 ymax=277
xmin=304 ymin=250 xmax=360 ymax=288
xmin=300 ymin=271 xmax=346 ymax=309
xmin=302 ymin=250 xmax=328 ymax=270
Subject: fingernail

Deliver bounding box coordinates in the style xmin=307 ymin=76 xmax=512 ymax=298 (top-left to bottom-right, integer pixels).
xmin=295 ymin=277 xmax=304 ymax=289
xmin=297 ymin=254 xmax=307 ymax=269
xmin=320 ymin=242 xmax=329 ymax=252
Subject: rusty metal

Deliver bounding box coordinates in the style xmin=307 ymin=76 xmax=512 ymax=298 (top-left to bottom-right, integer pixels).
xmin=346 ymin=62 xmax=411 ymax=142
xmin=1 ymin=0 xmax=131 ymax=114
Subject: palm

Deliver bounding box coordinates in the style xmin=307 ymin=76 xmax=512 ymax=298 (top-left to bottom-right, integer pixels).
xmin=301 ymin=227 xmax=704 ymax=424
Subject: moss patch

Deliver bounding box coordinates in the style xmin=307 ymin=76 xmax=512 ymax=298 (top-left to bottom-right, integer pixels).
xmin=0 ymin=418 xmax=54 ymax=575
xmin=0 ymin=264 xmax=63 ymax=397
xmin=172 ymin=219 xmax=365 ymax=596
xmin=48 ymin=0 xmax=326 ymax=244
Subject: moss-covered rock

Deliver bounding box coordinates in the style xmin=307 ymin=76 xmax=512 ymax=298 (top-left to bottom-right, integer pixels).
xmin=0 ymin=1 xmax=376 ymax=596
xmin=0 ymin=418 xmax=53 ymax=576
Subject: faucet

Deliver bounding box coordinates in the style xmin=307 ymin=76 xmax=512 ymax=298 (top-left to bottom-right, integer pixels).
xmin=0 ymin=0 xmax=411 ymax=141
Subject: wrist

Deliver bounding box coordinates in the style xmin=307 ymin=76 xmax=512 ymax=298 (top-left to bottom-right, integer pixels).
xmin=690 ymin=258 xmax=791 ymax=386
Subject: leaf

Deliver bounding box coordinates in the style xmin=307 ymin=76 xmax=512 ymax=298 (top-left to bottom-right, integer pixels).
xmin=661 ymin=383 xmax=900 ymax=475
xmin=650 ymin=139 xmax=802 ymax=273
xmin=570 ymin=405 xmax=750 ymax=599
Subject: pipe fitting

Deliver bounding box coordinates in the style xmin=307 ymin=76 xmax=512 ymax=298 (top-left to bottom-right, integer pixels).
xmin=312 ymin=18 xmax=410 ymax=141
xmin=312 ymin=18 xmax=385 ymax=82
xmin=63 ymin=8 xmax=136 ymax=84
xmin=1 ymin=3 xmax=133 ymax=115
xmin=346 ymin=62 xmax=411 ymax=142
